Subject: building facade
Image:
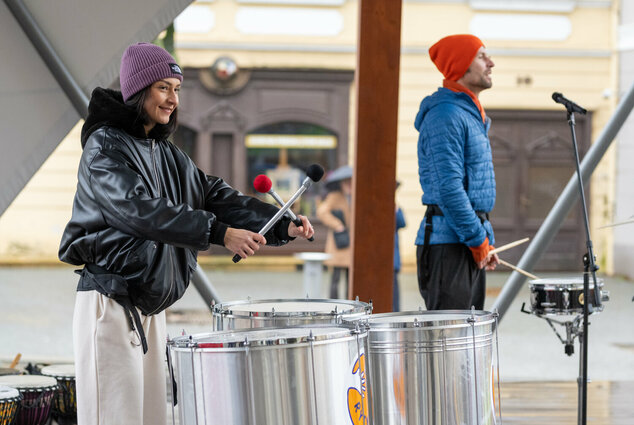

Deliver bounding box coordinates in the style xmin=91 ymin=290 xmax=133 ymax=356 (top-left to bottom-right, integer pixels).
xmin=0 ymin=0 xmax=625 ymax=275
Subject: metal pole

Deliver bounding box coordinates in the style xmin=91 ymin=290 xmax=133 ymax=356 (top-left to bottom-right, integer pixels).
xmin=191 ymin=265 xmax=222 ymax=310
xmin=493 ymin=80 xmax=634 ymax=320
xmin=6 ymin=0 xmax=223 ymax=307
xmin=5 ymin=0 xmax=89 ymax=118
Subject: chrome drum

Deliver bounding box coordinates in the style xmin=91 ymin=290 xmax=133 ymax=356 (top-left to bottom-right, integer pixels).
xmin=212 ymin=298 xmax=372 ymax=330
xmin=364 ymin=310 xmax=500 ymax=425
xmin=168 ymin=326 xmax=369 ymax=425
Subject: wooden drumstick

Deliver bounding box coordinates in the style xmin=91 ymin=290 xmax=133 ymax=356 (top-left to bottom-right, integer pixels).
xmin=498 ymin=259 xmax=539 ymax=280
xmin=9 ymin=353 xmax=21 ymax=369
xmin=488 ymin=238 xmax=530 ymax=256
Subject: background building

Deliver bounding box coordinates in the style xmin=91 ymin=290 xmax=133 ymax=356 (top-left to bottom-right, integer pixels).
xmin=1 ymin=0 xmax=628 ymax=276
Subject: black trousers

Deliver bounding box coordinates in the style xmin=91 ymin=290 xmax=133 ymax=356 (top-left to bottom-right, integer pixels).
xmin=416 ymin=244 xmax=486 ymax=310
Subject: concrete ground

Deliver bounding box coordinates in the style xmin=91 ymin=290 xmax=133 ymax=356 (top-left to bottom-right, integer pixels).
xmin=1 ymin=264 xmax=633 ymax=383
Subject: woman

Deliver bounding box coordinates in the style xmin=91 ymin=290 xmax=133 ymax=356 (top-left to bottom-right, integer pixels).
xmin=58 ymin=43 xmax=313 ymax=425
xmin=316 ymin=165 xmax=353 ymax=299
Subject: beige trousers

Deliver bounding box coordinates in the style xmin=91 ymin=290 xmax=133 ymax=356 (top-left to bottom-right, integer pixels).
xmin=73 ymin=291 xmax=167 ymax=425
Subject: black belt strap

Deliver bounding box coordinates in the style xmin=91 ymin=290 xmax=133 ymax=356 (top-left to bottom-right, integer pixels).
xmin=421 ymin=204 xmax=490 ymax=281
xmin=83 ymin=264 xmax=149 ymax=354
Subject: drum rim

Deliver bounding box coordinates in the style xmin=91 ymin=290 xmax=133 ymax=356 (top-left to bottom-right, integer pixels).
xmin=529 ymin=277 xmax=604 ymax=290
xmin=361 ymin=309 xmax=496 ymax=329
xmin=40 ymin=364 xmax=75 ymax=378
xmin=212 ymin=298 xmax=372 ymax=317
xmin=169 ymin=325 xmax=363 ymax=348
xmin=0 ymin=375 xmax=58 ymax=389
xmin=0 ymin=385 xmax=20 ymax=400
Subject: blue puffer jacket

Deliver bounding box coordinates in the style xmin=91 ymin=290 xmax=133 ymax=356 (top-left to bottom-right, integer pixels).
xmin=414 ymin=87 xmax=496 ymax=247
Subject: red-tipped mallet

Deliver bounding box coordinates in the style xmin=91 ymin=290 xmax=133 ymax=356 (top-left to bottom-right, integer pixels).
xmin=233 ymin=164 xmax=324 ymax=263
xmin=254 ymin=174 xmax=314 ymax=242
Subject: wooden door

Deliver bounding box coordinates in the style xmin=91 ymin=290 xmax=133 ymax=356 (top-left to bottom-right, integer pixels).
xmin=488 ymin=110 xmax=591 ymax=271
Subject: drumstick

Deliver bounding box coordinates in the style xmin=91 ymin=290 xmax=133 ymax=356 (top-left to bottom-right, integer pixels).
xmin=599 ymin=217 xmax=634 ymax=229
xmin=488 ymin=238 xmax=529 ymax=256
xmin=498 ymin=259 xmax=539 ymax=280
xmin=9 ymin=353 xmax=21 ymax=369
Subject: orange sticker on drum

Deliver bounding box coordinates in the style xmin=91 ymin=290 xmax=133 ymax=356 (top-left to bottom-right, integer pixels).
xmin=347 ymin=354 xmax=368 ymax=425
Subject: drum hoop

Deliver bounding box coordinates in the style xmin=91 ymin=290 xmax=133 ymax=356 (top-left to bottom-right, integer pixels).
xmin=169 ymin=326 xmax=363 ymax=349
xmin=213 ymin=298 xmax=372 ymax=318
xmin=530 ymin=283 xmax=601 ymax=291
xmin=529 ymin=278 xmax=603 ymax=290
xmin=15 ymin=385 xmax=58 ymax=393
xmin=364 ymin=310 xmax=496 ymax=329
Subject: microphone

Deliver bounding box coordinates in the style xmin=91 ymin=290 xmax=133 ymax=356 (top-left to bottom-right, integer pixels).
xmin=552 ymin=92 xmax=587 ymax=115
xmin=233 ymin=164 xmax=325 ymax=263
xmin=253 ymin=174 xmax=314 ymax=242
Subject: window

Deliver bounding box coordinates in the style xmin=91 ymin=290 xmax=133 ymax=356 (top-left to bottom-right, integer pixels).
xmin=246 ymin=121 xmax=337 ymax=217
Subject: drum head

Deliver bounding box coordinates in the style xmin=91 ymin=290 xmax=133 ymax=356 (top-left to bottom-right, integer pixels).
xmin=40 ymin=364 xmax=75 ymax=379
xmin=171 ymin=326 xmax=356 ymax=349
xmin=0 ymin=385 xmax=19 ymax=400
xmin=213 ymin=298 xmax=370 ymax=317
xmin=0 ymin=375 xmax=57 ymax=390
xmin=529 ymin=277 xmax=603 ymax=290
xmin=366 ymin=310 xmax=496 ymax=328
xmin=0 ymin=368 xmax=21 ymax=376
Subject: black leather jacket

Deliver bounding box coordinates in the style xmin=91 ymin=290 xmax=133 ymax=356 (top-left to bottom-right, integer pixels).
xmin=59 ymin=88 xmax=290 ymax=315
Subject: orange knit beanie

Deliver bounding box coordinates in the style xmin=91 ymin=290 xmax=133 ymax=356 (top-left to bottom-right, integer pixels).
xmin=429 ymin=34 xmax=484 ymax=81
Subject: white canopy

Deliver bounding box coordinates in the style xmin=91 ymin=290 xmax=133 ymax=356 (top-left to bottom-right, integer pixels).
xmin=0 ymin=0 xmax=191 ymax=215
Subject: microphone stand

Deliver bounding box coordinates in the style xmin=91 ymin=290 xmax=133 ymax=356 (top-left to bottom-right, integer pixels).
xmin=563 ymin=104 xmax=601 ymax=425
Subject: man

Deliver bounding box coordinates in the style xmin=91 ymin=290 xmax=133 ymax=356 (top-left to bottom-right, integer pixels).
xmin=415 ymin=34 xmax=499 ymax=310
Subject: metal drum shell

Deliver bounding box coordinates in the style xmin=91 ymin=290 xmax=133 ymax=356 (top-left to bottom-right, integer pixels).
xmin=169 ymin=326 xmax=369 ymax=425
xmin=529 ymin=277 xmax=604 ymax=315
xmin=363 ymin=310 xmax=498 ymax=425
xmin=212 ymin=298 xmax=372 ymax=330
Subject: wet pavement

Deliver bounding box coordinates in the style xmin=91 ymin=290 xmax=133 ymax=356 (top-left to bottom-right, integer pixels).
xmin=1 ymin=264 xmax=633 ymax=382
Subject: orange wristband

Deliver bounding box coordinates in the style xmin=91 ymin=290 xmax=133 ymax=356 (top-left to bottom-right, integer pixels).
xmin=469 ymin=237 xmax=490 ymax=263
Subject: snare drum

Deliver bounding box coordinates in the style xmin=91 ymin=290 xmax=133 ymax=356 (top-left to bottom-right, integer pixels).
xmin=529 ymin=277 xmax=605 ymax=315
xmin=212 ymin=298 xmax=372 ymax=330
xmin=168 ymin=326 xmax=368 ymax=425
xmin=0 ymin=386 xmax=21 ymax=425
xmin=364 ymin=310 xmax=499 ymax=425
xmin=0 ymin=375 xmax=57 ymax=425
xmin=40 ymin=364 xmax=76 ymax=420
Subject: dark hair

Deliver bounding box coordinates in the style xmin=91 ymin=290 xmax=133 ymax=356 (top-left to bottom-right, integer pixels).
xmin=125 ymin=85 xmax=179 ymax=137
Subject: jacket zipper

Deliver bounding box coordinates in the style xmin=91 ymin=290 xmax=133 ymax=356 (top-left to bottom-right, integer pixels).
xmin=150 ymin=246 xmax=175 ymax=315
xmin=148 ymin=140 xmax=174 ymax=314
xmin=150 ymin=140 xmax=162 ymax=196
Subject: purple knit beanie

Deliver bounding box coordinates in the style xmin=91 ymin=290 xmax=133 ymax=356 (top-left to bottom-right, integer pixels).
xmin=120 ymin=43 xmax=183 ymax=102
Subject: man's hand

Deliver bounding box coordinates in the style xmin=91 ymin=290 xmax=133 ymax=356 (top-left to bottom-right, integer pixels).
xmin=484 ymin=252 xmax=499 ymax=271
xmin=224 ymin=228 xmax=266 ymax=259
xmin=470 ymin=238 xmax=498 ymax=270
xmin=288 ymin=215 xmax=315 ymax=240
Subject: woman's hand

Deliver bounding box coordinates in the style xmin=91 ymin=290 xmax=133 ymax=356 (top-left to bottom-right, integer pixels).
xmin=224 ymin=228 xmax=266 ymax=259
xmin=288 ymin=215 xmax=315 ymax=239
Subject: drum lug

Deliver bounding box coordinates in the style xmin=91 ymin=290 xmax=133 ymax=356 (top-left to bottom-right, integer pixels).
xmin=467 ymin=306 xmax=476 ymax=324
xmin=601 ymin=290 xmax=610 ymax=302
